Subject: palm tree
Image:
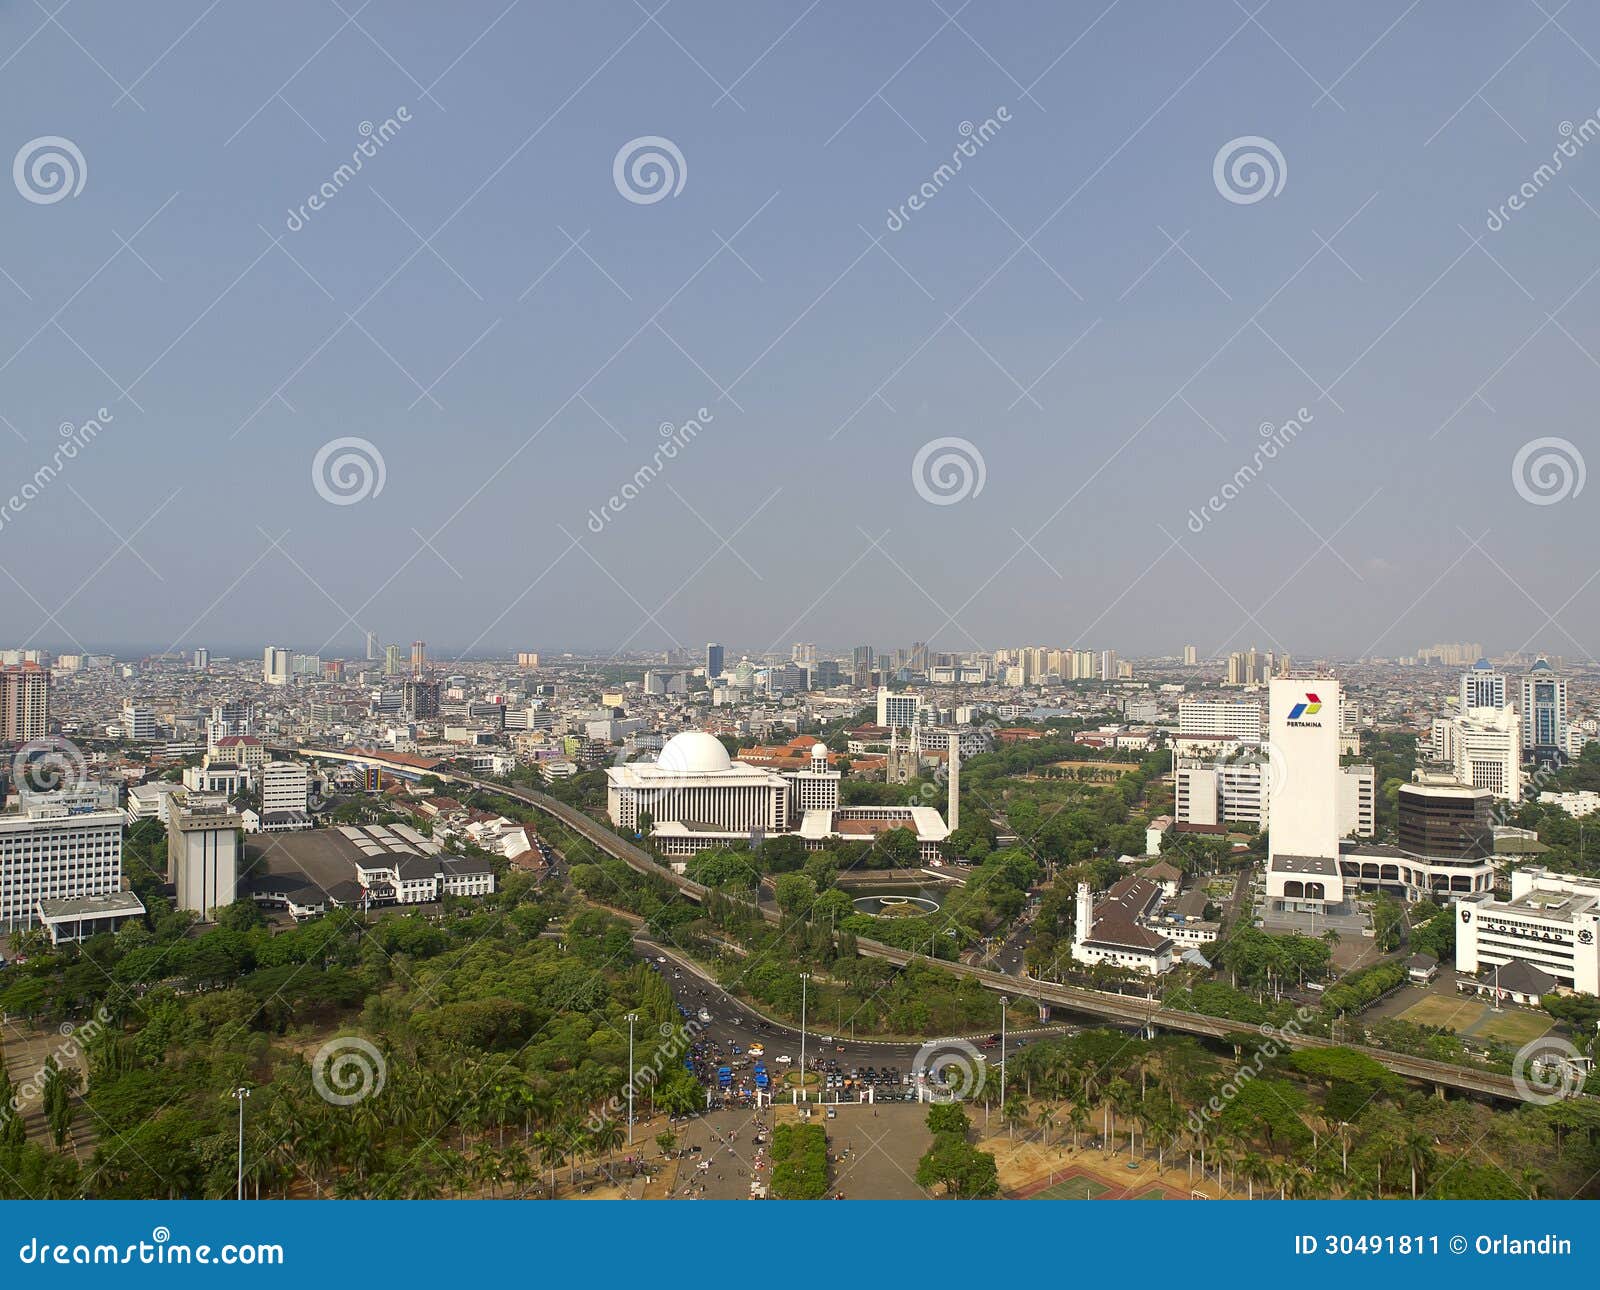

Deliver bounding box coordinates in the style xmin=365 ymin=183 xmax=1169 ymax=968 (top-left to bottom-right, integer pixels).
xmin=1002 ymin=1097 xmax=1030 ymax=1144
xmin=1068 ymin=1100 xmax=1090 ymax=1153
xmin=1402 ymin=1128 xmax=1434 ymax=1198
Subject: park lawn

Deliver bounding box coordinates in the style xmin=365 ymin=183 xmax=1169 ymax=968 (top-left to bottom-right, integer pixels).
xmin=1398 ymin=993 xmax=1552 ymax=1046
xmin=1397 ymin=993 xmax=1489 ymax=1031
xmin=1473 ymin=1009 xmax=1553 ymax=1047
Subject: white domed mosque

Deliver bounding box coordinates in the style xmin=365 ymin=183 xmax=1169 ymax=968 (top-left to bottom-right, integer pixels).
xmin=606 ymin=730 xmax=952 ymax=863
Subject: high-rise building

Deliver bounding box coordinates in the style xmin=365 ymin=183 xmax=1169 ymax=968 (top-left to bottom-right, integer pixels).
xmin=192 ymin=648 xmax=209 ymax=670
xmin=1267 ymin=675 xmax=1340 ymax=864
xmin=1397 ymin=774 xmax=1494 ymax=862
xmin=1177 ymin=700 xmax=1263 ymax=742
xmin=1520 ymin=659 xmax=1567 ymax=757
xmin=851 ymin=645 xmax=873 ymax=690
xmin=403 ymin=678 xmax=441 ymax=718
xmin=411 ymin=641 xmax=428 ymax=676
xmin=384 ymin=644 xmax=404 ymax=676
xmin=0 ymin=662 xmax=49 ymax=743
xmin=365 ymin=631 xmax=379 ymax=661
xmin=1460 ymin=660 xmax=1506 ymax=711
xmin=1097 ymin=649 xmax=1118 ymax=682
xmin=261 ymin=760 xmax=311 ymax=817
xmin=0 ymin=802 xmax=125 ymax=932
xmin=121 ymin=702 xmax=158 ymax=742
xmin=168 ymin=797 xmax=241 ymax=921
xmin=791 ymin=642 xmax=817 ymax=666
xmin=1452 ymin=706 xmax=1521 ymax=800
xmin=1182 ymin=644 xmax=1197 ymax=666
xmin=517 ymin=652 xmax=541 ymax=669
xmin=706 ymin=643 xmax=725 ymax=679
xmin=262 ymin=646 xmax=290 ymax=686
xmin=877 ymin=687 xmax=922 ymax=730
xmin=808 ymin=660 xmax=843 ymax=689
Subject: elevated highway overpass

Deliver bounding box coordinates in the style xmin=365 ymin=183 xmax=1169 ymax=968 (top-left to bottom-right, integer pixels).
xmin=290 ymin=746 xmax=1579 ymax=1106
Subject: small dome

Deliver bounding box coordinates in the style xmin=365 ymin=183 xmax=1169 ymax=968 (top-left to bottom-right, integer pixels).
xmin=811 ymin=742 xmax=828 ymax=760
xmin=658 ymin=730 xmax=732 ymax=774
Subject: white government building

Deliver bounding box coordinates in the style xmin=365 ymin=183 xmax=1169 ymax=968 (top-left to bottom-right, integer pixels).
xmin=1457 ymin=868 xmax=1600 ymax=997
xmin=0 ymin=802 xmax=127 ymax=933
xmin=606 ymin=730 xmax=950 ymax=860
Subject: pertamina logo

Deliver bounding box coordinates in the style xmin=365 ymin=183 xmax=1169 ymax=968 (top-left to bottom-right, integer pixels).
xmin=1286 ymin=692 xmax=1323 ymax=725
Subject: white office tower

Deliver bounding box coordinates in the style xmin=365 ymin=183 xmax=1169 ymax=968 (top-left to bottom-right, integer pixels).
xmin=192 ymin=648 xmax=209 ymax=670
xmin=1452 ymin=706 xmax=1521 ymax=801
xmin=1267 ymin=675 xmax=1340 ymax=864
xmin=0 ymin=802 xmax=125 ymax=932
xmin=261 ymin=760 xmax=310 ymax=814
xmin=366 ymin=631 xmax=379 ymax=661
xmin=1460 ymin=661 xmax=1506 ymax=712
xmin=877 ymin=687 xmax=922 ymax=730
xmin=1339 ymin=765 xmax=1377 ymax=837
xmin=121 ymin=702 xmax=158 ymax=741
xmin=1431 ymin=718 xmax=1456 ymax=764
xmin=167 ymin=796 xmax=242 ymax=920
xmin=1177 ymin=700 xmax=1263 ymax=742
xmin=1183 ymin=644 xmax=1197 ymax=666
xmin=262 ymin=646 xmax=290 ymax=686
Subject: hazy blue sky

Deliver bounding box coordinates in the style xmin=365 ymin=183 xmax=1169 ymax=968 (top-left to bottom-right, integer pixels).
xmin=2 ymin=1 xmax=1597 ymax=663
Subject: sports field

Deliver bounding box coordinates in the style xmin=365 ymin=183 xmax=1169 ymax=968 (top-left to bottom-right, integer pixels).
xmin=1396 ymin=992 xmax=1552 ymax=1047
xmin=1013 ymin=1162 xmax=1187 ymax=1200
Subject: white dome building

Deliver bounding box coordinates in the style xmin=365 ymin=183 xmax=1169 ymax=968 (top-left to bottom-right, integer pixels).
xmin=607 ymin=731 xmax=797 ymax=856
xmin=606 ymin=728 xmax=948 ymax=864
xmin=656 ymin=730 xmax=733 ymax=775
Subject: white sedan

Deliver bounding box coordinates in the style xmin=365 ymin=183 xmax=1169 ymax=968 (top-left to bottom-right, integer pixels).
xmin=774 ymin=1054 xmax=792 ymax=1065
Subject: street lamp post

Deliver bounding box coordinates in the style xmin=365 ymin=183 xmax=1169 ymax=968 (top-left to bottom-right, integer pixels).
xmin=232 ymin=1087 xmax=250 ymax=1201
xmin=625 ymin=1013 xmax=639 ymax=1146
xmin=999 ymin=996 xmax=1008 ymax=1111
xmin=799 ymin=973 xmax=811 ymax=1106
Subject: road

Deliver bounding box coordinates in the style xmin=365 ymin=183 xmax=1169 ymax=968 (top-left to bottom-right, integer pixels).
xmin=288 ymin=749 xmax=1590 ymax=1106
